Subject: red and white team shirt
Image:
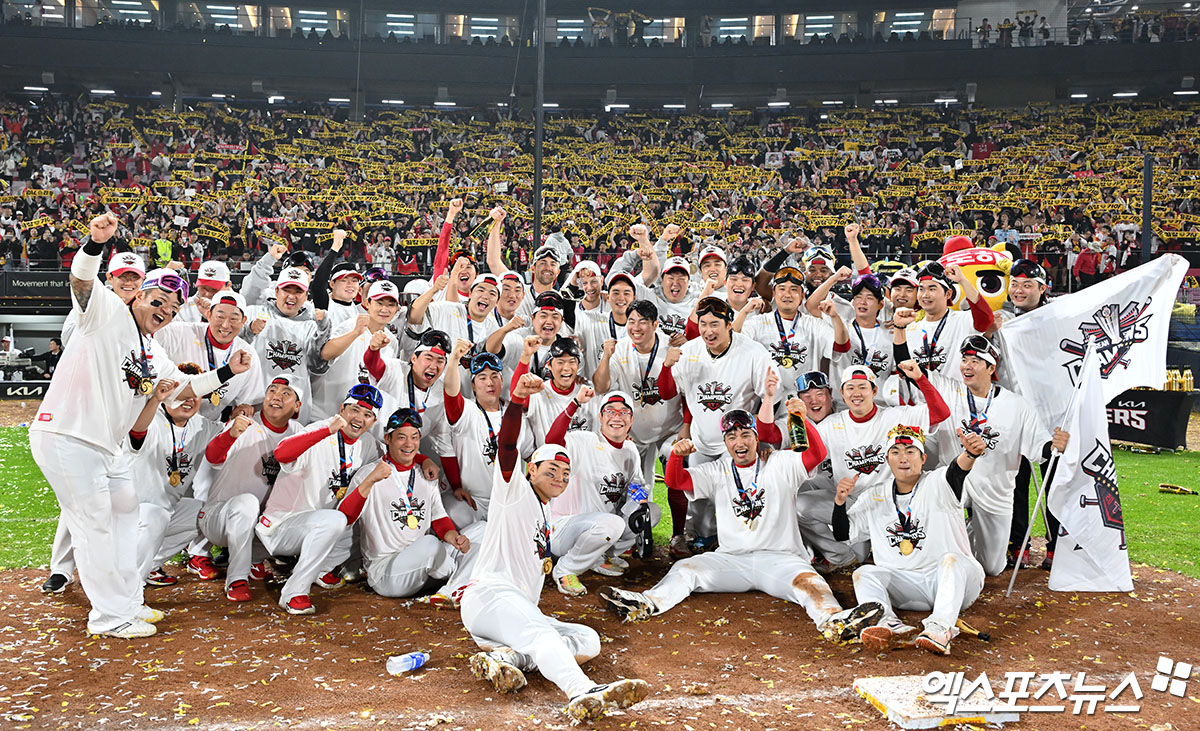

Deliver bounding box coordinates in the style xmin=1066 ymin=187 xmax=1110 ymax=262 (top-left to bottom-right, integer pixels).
xmin=33 ymin=283 xmax=195 ymax=456
xmin=259 ymin=418 xmax=380 ymax=532
xmin=130 ymin=410 xmax=222 ymax=510
xmin=684 ymin=451 xmax=817 ymax=556
xmin=814 ymin=405 xmax=931 ymax=499
xmin=310 ymin=321 xmax=399 ymax=421
xmin=671 ymin=333 xmax=779 ymax=456
xmin=465 ymin=465 xmax=554 ymax=606
xmin=526 ymin=381 xmax=594 ymax=448
xmin=346 ymin=458 xmax=449 ymax=568
xmin=447 ymin=397 xmax=534 ymax=516
xmin=607 ymin=334 xmax=683 ymax=446
xmin=155 ymin=322 xmax=265 ymax=421
xmin=904 ymin=309 xmax=980 ymax=376
xmin=832 ymin=321 xmax=895 ymax=385
xmin=574 ymin=310 xmax=627 ymax=379
xmin=241 ymin=304 xmax=329 ymax=422
xmin=371 ymin=355 xmax=452 ymax=456
xmin=195 ymin=413 xmax=301 ymax=507
xmin=742 ymin=311 xmax=834 ymax=399
xmin=550 ymin=432 xmax=644 ymax=520
xmin=424 ymin=300 xmax=503 ymax=352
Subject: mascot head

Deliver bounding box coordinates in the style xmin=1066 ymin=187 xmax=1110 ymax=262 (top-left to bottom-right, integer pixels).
xmin=937 ymin=235 xmax=1013 ymax=311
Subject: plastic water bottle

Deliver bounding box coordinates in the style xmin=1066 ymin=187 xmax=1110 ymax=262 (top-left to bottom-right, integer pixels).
xmin=386 ymin=651 xmax=430 ymax=676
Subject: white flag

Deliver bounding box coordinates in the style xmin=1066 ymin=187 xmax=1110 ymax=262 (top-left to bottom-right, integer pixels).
xmin=998 ymin=254 xmax=1188 ymax=426
xmin=1047 ymin=342 xmax=1133 ymax=593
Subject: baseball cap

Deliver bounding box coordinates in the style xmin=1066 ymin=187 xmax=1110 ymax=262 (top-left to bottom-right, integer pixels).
xmin=840 ymin=365 xmax=876 ymax=389
xmin=885 ymin=424 xmax=926 ymax=453
xmin=413 ymin=329 xmax=452 ymax=356
xmin=802 ymin=246 xmax=835 ymax=269
xmin=403 ymin=278 xmax=431 ymax=296
xmin=889 ymin=267 xmax=920 ymax=288
xmin=330 ymin=261 xmax=363 ymax=282
xmin=276 ymin=266 xmax=310 ymax=292
xmin=385 ymin=407 xmax=423 ymax=433
xmin=267 ymin=374 xmax=305 ymax=404
xmin=533 ymin=291 xmax=565 ymax=312
xmin=547 ymin=336 xmax=581 ymax=362
xmin=605 ymin=270 xmax=636 ymax=290
xmin=599 ymin=391 xmax=634 ymax=413
xmin=960 ymin=334 xmax=1000 ymax=366
xmin=530 ymin=443 xmax=571 ymax=466
xmin=367 ymin=280 xmax=400 ymax=302
xmin=343 ymin=383 xmax=383 ymax=412
xmin=108 ymin=251 xmax=146 ymax=278
xmin=663 ymin=256 xmax=691 ymax=275
xmin=471 ymin=273 xmax=500 ymax=292
xmin=719 ymin=409 xmax=756 ymax=434
xmin=285 ymin=250 xmax=316 ymax=270
xmin=570 ymin=261 xmax=602 ymax=280
xmin=699 ymin=246 xmax=727 ymax=264
xmin=210 ymin=290 xmax=247 ymax=315
xmin=195 ymin=260 xmax=231 ymax=289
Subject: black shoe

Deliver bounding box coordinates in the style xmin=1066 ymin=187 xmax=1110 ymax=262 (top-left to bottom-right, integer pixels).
xmin=41 ymin=573 xmax=70 ymax=594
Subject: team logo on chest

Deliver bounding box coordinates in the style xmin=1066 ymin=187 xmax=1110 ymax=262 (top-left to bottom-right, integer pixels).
xmin=845 ymin=444 xmax=885 ymax=475
xmin=886 ymin=515 xmax=926 ymax=555
xmin=265 ymin=339 xmax=303 ymax=372
xmin=854 ymin=349 xmax=892 ymax=376
xmin=659 ymin=313 xmax=686 ymax=335
xmin=568 ymin=413 xmax=590 ymax=432
xmin=599 ymin=472 xmax=628 ymax=505
xmin=261 ymin=453 xmax=281 ymax=486
xmin=633 ymin=380 xmax=662 ymax=406
xmin=960 ymin=418 xmax=1000 ymax=450
xmin=534 ymin=521 xmax=551 ymax=559
xmin=768 ymin=341 xmax=809 ymax=370
xmin=165 ymin=451 xmax=195 ymax=481
xmin=390 ymin=496 xmax=427 ymax=529
xmin=357 ymin=363 xmax=371 ymax=385
xmin=120 ymin=352 xmax=157 ymax=393
xmin=732 ymin=487 xmax=766 ymax=524
xmin=696 ymin=381 xmax=733 ymax=411
xmin=482 ymin=434 xmax=498 ymax=465
xmin=912 ymin=341 xmax=948 ymax=371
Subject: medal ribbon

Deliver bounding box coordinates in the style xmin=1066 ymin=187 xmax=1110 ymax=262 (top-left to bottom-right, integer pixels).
xmin=892 ymin=479 xmax=916 ymax=538
xmin=129 ymin=306 xmax=151 ymax=381
xmin=919 ymin=315 xmax=949 ymax=369
xmin=337 ymin=432 xmax=352 ymax=488
xmin=205 ymin=333 xmax=232 ymax=371
xmin=966 ymin=385 xmax=997 ymax=434
xmin=477 ymin=403 xmax=497 ymax=461
xmin=638 ymin=334 xmax=660 ymax=400
xmin=406 ymin=370 xmax=430 ymax=414
xmin=774 ymin=311 xmax=799 ymax=356
xmin=162 ymin=405 xmax=188 ymax=474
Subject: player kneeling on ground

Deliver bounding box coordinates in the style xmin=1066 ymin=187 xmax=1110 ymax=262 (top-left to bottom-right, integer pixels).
xmin=834 ymin=425 xmax=988 ymax=655
xmin=461 ymin=374 xmax=649 ymax=724
xmin=337 ymin=407 xmax=483 ymax=598
xmin=600 ymin=392 xmax=884 ymax=646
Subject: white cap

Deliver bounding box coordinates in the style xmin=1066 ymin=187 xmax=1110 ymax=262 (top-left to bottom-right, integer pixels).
xmin=210 ymin=290 xmax=247 ymax=315
xmin=605 ymin=270 xmax=637 ymax=290
xmin=367 ymin=280 xmax=400 ymax=301
xmin=599 ymin=391 xmax=634 ymax=412
xmin=267 ymin=373 xmax=305 ymax=404
xmin=840 ymin=365 xmax=877 ymax=389
xmin=885 ymin=424 xmax=926 ymax=454
xmin=275 ymin=267 xmax=310 ymax=292
xmin=108 ymin=251 xmax=146 ymax=277
xmin=530 ymin=444 xmax=571 ymax=466
xmin=196 ymin=260 xmax=231 ymax=288
xmin=471 ymin=273 xmax=501 ymax=291
xmin=663 ymin=256 xmax=691 ymax=275
xmin=570 ymin=261 xmax=602 ymax=280
xmin=699 ymin=246 xmax=727 ymax=264
xmin=403 ymin=278 xmax=431 ymax=296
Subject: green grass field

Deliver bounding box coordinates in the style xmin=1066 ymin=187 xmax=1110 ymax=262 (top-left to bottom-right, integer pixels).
xmin=2 ymin=426 xmax=1197 ymax=577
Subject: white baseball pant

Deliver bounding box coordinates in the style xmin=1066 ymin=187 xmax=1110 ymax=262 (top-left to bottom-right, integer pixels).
xmin=136 ymin=497 xmax=202 ymax=581
xmin=367 ymin=521 xmax=487 ymax=597
xmin=461 ymin=579 xmax=601 ymax=699
xmin=29 ymin=433 xmax=144 ymax=631
xmin=199 ymin=493 xmax=269 ymax=589
xmin=255 ymin=509 xmax=350 ymax=603
xmin=633 ymin=437 xmax=673 ymax=493
xmin=795 ymin=488 xmax=870 ymax=567
xmin=851 ymin=553 xmax=985 ymax=634
xmin=550 ymin=512 xmax=625 ymax=581
xmin=47 ymin=451 xmax=136 ymax=579
xmin=440 ymin=487 xmax=487 ymax=529
xmin=642 ymin=550 xmax=843 ymax=627
xmin=966 ymin=507 xmax=1013 ymax=576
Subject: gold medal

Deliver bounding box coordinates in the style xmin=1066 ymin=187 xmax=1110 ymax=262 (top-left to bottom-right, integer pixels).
xmin=899 ymin=539 xmax=914 ymax=556
xmin=778 ymin=356 xmax=794 ymax=369
xmin=334 ymin=487 xmax=347 ymax=501
xmin=406 ymin=514 xmax=419 ymax=530
xmin=169 ymin=471 xmax=182 ymax=487
xmin=209 ymin=391 xmax=221 ymax=407
xmin=541 ymin=557 xmax=553 ymax=575
xmin=138 ymin=377 xmax=154 ymax=396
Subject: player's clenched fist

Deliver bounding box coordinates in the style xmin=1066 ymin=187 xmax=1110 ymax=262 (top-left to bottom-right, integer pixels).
xmin=89 ymin=213 xmax=119 ymax=243
xmin=229 ymin=414 xmax=254 ymax=439
xmin=957 ymin=427 xmax=987 ymax=456
xmin=512 ymin=372 xmax=545 ymax=400
xmin=663 ymin=346 xmax=682 ymax=368
xmin=834 ymin=475 xmax=858 ymax=506
xmin=328 ymin=414 xmax=348 ymax=435
xmin=229 ymin=350 xmax=253 ymax=374
xmin=672 ymin=439 xmax=696 ymax=457
xmin=369 ymin=330 xmax=391 ymax=351
xmin=575 ymin=385 xmax=595 ymax=404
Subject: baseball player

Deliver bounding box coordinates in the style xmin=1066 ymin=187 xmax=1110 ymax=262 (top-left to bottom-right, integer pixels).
xmin=599 ymin=403 xmax=884 ymax=646
xmin=128 ymin=364 xmax=221 ymax=586
xmin=43 ymin=250 xmax=146 ymax=596
xmin=642 ymin=255 xmax=700 ymax=343
xmin=408 ymin=271 xmax=502 ymax=395
xmin=835 ymin=425 xmax=989 ymax=655
xmin=31 ymin=213 xmax=251 ymax=637
xmin=574 ymin=271 xmax=639 ymax=379
xmin=593 ymin=299 xmax=684 ymax=492
xmin=257 ymin=383 xmax=383 ymax=615
xmin=544 ymin=389 xmax=652 ymax=595
xmin=832 ymin=272 xmax=896 ymax=386
xmin=176 ymin=259 xmax=231 ymax=323
xmin=933 ymin=336 xmax=1069 ymax=575
xmin=196 ymin=375 xmax=304 ymax=602
xmin=442 ymin=343 xmax=534 ymax=527
xmin=521 ymin=336 xmax=593 ymax=447
xmin=460 ymin=373 xmax=650 ymax=723
xmin=655 ymin=296 xmax=780 ymax=555
xmin=796 ymin=359 xmax=950 ymax=571
xmin=887 ymin=268 xmax=920 ymax=313
xmin=902 ymin=262 xmax=994 ymax=377
xmin=242 ymin=243 xmax=316 ymax=310
xmin=155 ymin=290 xmax=265 ymax=422
xmin=242 ymin=266 xmax=332 ymax=423
xmin=311 ymin=280 xmax=401 ymax=420
xmin=565 ymin=261 xmax=607 ymax=314
xmin=485 ymin=290 xmax=565 ymax=393
xmin=337 ymin=407 xmax=484 ymax=598
xmin=309 ymin=230 xmax=364 ymax=330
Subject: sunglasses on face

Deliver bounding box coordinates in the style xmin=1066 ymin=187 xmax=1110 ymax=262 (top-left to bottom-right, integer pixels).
xmin=696 ymin=297 xmax=734 ymax=322
xmin=386 ymin=407 xmax=423 ymax=431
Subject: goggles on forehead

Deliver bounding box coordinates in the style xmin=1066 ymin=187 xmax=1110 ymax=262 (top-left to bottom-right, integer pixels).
xmin=696 ymin=297 xmax=734 ymax=322
xmin=346 ymin=383 xmax=384 ymax=410
xmin=773 ymin=267 xmax=805 ymax=286
xmin=415 ymin=329 xmax=452 ymax=355
xmin=386 ymin=407 xmax=423 ymax=432
xmin=628 ymin=299 xmax=659 ymax=321
xmin=719 ymin=409 xmax=756 ymax=434
xmin=143 ymin=272 xmax=190 ymax=302
xmin=363 ymin=267 xmax=390 ymax=283
xmin=795 ymin=370 xmax=831 ymax=393
xmin=1011 ymin=258 xmax=1049 ymax=284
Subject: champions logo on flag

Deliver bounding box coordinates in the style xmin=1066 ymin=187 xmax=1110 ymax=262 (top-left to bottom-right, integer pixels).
xmin=1059 ymin=300 xmax=1154 ymax=384
xmin=1079 ymin=439 xmax=1126 ymax=550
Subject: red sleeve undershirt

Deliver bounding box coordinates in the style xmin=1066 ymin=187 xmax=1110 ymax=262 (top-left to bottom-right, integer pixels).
xmin=665 ymin=451 xmax=693 ymax=536
xmin=756 ymin=417 xmax=782 ymax=444
xmin=363 ymin=347 xmax=386 ymax=381
xmin=800 ymin=416 xmax=827 ymax=472
xmin=497 ymin=398 xmax=525 ymax=479
xmin=337 ymin=486 xmax=367 ymax=523
xmin=684 ymin=320 xmax=699 ymax=340
xmin=546 ymin=400 xmax=577 ymax=446
xmin=832 ymin=338 xmax=852 ymax=354
xmin=857 ymin=265 xmax=872 ymax=276
xmin=509 ymin=361 xmax=529 ymax=400
xmin=665 ymin=451 xmax=694 ymax=493
xmin=915 ymin=374 xmax=951 ymax=425
xmin=656 ymin=365 xmax=678 ymax=400
xmin=444 ymin=389 xmax=465 ymax=424
xmin=441 ymin=456 xmax=463 ymax=494
xmin=967 ymin=293 xmax=995 ymax=333
xmin=275 ymin=425 xmax=332 ymax=464
xmin=432 ymin=221 xmax=453 ymax=280
xmin=431 ymin=516 xmax=457 ymax=540
xmin=205 ymin=427 xmax=237 ymax=465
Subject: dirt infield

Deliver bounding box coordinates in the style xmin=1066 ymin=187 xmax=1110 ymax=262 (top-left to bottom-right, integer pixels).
xmin=2 ymin=548 xmax=1198 ymax=731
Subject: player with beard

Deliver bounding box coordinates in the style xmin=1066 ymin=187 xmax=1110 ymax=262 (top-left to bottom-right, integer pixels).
xmin=835 ymin=425 xmax=989 ymax=656
xmin=242 ymin=266 xmax=331 ymax=423
xmin=655 ymin=297 xmax=780 ymax=556
xmin=736 ymin=267 xmax=842 ymax=402
xmin=565 ymin=261 xmax=607 ymax=314
xmin=796 ymin=359 xmax=950 ymax=572
xmin=902 ymin=261 xmax=994 ymax=377
xmin=442 ymin=343 xmax=535 ymax=527
xmin=337 ymin=407 xmax=481 ymax=598
xmin=312 ymin=280 xmax=401 ymax=420
xmin=32 ymin=214 xmax=252 ymax=637
xmin=461 ymin=374 xmax=650 ymax=723
xmin=594 ymin=299 xmax=683 ymax=492
xmin=156 ymin=291 xmax=265 ymax=422
xmin=600 ymin=405 xmax=885 ymax=646
xmin=521 ymin=336 xmax=593 ymax=447
xmin=43 ymin=250 xmax=147 ymax=596
xmin=932 ymin=336 xmax=1069 ymax=575
xmin=486 ymin=290 xmax=564 ymax=392
xmin=127 ymin=364 xmax=222 ymax=588
xmin=175 ymin=259 xmax=231 ymax=323
xmin=197 ymin=375 xmax=304 ymax=602
xmin=545 ymin=391 xmax=658 ymax=593
xmin=260 ymin=384 xmax=383 ymax=615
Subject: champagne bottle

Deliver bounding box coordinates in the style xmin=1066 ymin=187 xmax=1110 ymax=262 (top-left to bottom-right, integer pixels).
xmin=788 ymin=411 xmax=808 ymax=452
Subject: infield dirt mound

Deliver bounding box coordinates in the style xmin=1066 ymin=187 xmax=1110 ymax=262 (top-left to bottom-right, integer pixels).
xmin=2 ymin=545 xmax=1198 ymax=730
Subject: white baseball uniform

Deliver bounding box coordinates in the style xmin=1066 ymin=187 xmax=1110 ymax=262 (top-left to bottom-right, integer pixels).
xmin=155 ymin=322 xmax=265 ymax=420
xmin=742 ymin=310 xmax=833 ymax=401
xmin=574 ymin=310 xmax=626 ymax=380
xmin=443 ymin=390 xmax=534 ymax=527
xmin=605 ymin=334 xmax=684 ymax=484
xmin=904 ymin=309 xmax=982 ymax=377
xmin=310 ymin=322 xmax=399 ymax=421
xmin=241 ymin=303 xmax=331 ymax=423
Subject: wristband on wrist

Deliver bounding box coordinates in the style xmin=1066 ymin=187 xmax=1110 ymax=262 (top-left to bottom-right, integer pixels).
xmin=216 ymin=364 xmax=236 ymax=383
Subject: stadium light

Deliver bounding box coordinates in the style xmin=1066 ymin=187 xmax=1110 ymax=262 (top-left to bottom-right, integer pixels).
xmin=1174 ymin=90 xmax=1199 ymax=95
xmin=820 ymin=114 xmax=829 ymax=119
xmin=883 ymin=99 xmax=899 ymax=104
xmin=1113 ymin=92 xmax=1138 ymax=97
xmin=719 ymin=17 xmax=749 ymax=23
xmin=268 ymin=95 xmax=285 ymax=103
xmin=822 ymin=100 xmax=844 ymax=105
xmin=473 ymin=17 xmax=499 ymax=22
xmin=895 ymin=12 xmax=926 ymax=17
xmin=935 ymin=98 xmax=959 ymax=103
xmin=297 ymin=10 xmax=326 ymax=16
xmin=807 ymin=15 xmax=834 ymax=21
xmin=433 ymin=101 xmax=456 ymax=107
xmin=806 ymin=25 xmax=833 ymax=29
xmin=663 ymin=104 xmax=686 ymax=109
xmin=329 ymin=98 xmax=350 ymax=103
xmin=496 ymin=102 xmax=508 ymax=107
xmin=211 ymin=93 xmax=227 ymax=99
xmin=43 ymin=12 xmax=64 ymax=17
xmin=1071 ymin=93 xmax=1089 ymax=99
xmin=605 ymin=104 xmax=630 ymax=111
xmin=893 ymin=20 xmax=922 ymax=25
xmin=119 ymin=10 xmax=150 ymax=14
xmin=381 ymin=99 xmax=404 ymax=105
xmin=23 ymin=86 xmax=49 ymax=92
xmin=767 ymin=101 xmax=790 ymax=108
xmin=151 ymin=91 xmax=162 ymax=97
xmin=211 ymin=14 xmax=237 ymax=20
xmin=110 ymin=0 xmax=142 ymax=5
xmin=711 ymin=103 xmax=733 ymax=109
xmin=207 ymin=5 xmax=237 ymax=10
xmin=386 ymin=14 xmax=414 ymax=19
xmin=90 ymin=89 xmax=115 ymax=95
